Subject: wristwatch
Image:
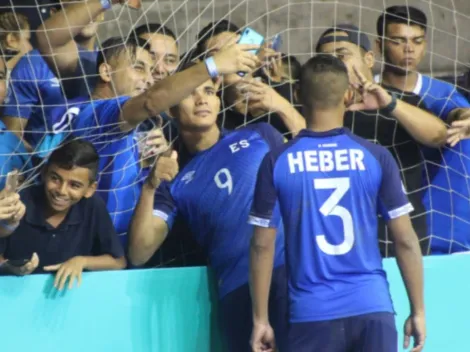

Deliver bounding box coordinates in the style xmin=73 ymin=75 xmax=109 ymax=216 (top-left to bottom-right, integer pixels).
xmin=380 ymin=92 xmax=398 ymax=115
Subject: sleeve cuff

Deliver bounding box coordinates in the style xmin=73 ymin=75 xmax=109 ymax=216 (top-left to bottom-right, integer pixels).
xmin=248 ymin=215 xmax=273 ymax=228
xmin=152 ymin=209 xmax=170 ymax=222
xmin=388 ymin=203 xmax=414 ymax=219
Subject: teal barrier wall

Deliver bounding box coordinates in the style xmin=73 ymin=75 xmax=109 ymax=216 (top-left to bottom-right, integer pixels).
xmin=0 ymin=256 xmax=469 ymax=351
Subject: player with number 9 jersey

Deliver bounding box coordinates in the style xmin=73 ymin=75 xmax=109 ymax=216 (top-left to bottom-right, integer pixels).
xmin=129 ymin=75 xmax=292 ymax=352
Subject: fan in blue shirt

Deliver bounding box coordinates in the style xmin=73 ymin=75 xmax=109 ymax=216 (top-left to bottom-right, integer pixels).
xmin=129 ymin=64 xmax=292 ymax=352
xmin=2 ymin=49 xmax=97 ymax=152
xmin=1 ymin=0 xmax=112 ymax=153
xmin=43 ymin=34 xmax=262 ymax=248
xmin=376 ymin=5 xmax=470 ymax=254
xmin=248 ymin=55 xmax=426 ymax=352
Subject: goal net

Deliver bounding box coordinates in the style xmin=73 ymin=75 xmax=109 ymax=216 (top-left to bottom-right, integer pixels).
xmin=1 ymin=0 xmax=470 ymax=265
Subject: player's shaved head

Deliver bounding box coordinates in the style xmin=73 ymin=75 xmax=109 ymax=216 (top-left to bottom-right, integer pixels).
xmin=300 ymin=54 xmax=350 ymax=110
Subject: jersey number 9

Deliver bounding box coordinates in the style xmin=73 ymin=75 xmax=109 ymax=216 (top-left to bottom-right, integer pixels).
xmin=214 ymin=168 xmax=233 ymax=195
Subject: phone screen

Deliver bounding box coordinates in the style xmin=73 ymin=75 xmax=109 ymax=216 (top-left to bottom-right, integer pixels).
xmin=237 ymin=28 xmax=265 ymax=55
xmin=6 ymin=171 xmax=19 ymax=191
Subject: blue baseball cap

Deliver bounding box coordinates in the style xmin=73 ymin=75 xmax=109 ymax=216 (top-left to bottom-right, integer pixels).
xmin=316 ymin=24 xmax=372 ymax=53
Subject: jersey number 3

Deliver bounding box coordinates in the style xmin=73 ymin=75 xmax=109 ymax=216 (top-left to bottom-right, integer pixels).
xmin=314 ymin=177 xmax=354 ymax=255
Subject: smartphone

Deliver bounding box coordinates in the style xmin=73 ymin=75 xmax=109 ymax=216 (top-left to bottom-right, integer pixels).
xmin=5 ymin=170 xmax=19 ymax=192
xmin=237 ymin=28 xmax=264 ymax=77
xmin=237 ymin=27 xmax=265 ymax=55
xmin=7 ymin=259 xmax=29 ymax=267
xmin=271 ymin=34 xmax=282 ymax=52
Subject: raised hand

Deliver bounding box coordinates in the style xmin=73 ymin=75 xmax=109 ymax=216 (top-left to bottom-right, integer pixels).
xmin=213 ymin=36 xmax=260 ymax=76
xmin=239 ymin=79 xmax=285 ymax=114
xmin=347 ymin=66 xmax=393 ymax=112
xmin=0 ymin=185 xmax=24 ymax=223
xmin=446 ymin=109 xmax=470 ymax=147
xmin=147 ymin=150 xmax=179 ymax=189
xmin=139 ymin=128 xmax=169 ymax=159
xmin=257 ymin=43 xmax=284 ymax=82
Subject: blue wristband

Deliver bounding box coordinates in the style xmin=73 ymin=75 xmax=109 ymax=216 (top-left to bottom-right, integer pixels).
xmin=204 ymin=57 xmax=219 ymax=79
xmin=100 ymin=0 xmax=112 ymax=10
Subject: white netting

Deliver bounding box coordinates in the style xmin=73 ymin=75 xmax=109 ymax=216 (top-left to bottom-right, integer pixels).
xmin=1 ymin=0 xmax=470 ymax=260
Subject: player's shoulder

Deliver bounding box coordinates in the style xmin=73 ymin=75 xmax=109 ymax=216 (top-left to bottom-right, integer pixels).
xmin=78 ymin=96 xmax=131 ymax=116
xmin=11 ymin=49 xmax=50 ymax=77
xmin=235 ymin=122 xmax=285 ymax=148
xmin=343 ymin=130 xmax=394 ymax=164
xmin=265 ymin=132 xmax=303 ymax=165
xmin=422 ymin=74 xmax=458 ymax=95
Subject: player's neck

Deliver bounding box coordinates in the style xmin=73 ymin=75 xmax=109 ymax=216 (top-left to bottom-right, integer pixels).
xmin=91 ymin=84 xmax=115 ymax=100
xmin=180 ymin=125 xmax=221 ymax=154
xmin=75 ymin=36 xmax=97 ymax=51
xmin=381 ymin=68 xmax=418 ymax=92
xmin=306 ymin=108 xmax=344 ymax=132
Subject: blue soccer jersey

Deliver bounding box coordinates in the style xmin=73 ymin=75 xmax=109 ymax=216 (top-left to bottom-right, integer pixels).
xmin=415 ymin=74 xmax=470 ymax=253
xmin=3 ymin=48 xmax=97 ymax=149
xmin=0 ymin=121 xmax=32 ymax=188
xmin=48 ymin=96 xmax=144 ymax=246
xmin=249 ymin=128 xmax=413 ymax=323
xmin=153 ymin=123 xmax=285 ymax=298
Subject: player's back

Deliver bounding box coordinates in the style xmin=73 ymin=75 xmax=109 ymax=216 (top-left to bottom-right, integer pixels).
xmin=271 ymin=128 xmax=404 ymax=323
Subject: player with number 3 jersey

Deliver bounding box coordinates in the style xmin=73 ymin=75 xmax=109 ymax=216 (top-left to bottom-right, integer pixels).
xmin=128 ymin=62 xmax=296 ymax=352
xmin=249 ymin=55 xmax=425 ymax=352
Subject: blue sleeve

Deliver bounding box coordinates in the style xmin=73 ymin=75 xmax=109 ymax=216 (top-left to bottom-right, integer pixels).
xmin=92 ymin=196 xmax=125 ymax=258
xmin=0 ymin=131 xmax=32 ymax=188
xmin=377 ymin=148 xmax=414 ymax=221
xmin=73 ymin=96 xmax=131 ymax=138
xmin=248 ymin=152 xmax=279 ymax=228
xmin=3 ymin=57 xmax=41 ymax=119
xmin=153 ymin=182 xmax=178 ymax=230
xmin=425 ymin=81 xmax=470 ymax=119
xmin=246 ymin=123 xmax=285 ymax=150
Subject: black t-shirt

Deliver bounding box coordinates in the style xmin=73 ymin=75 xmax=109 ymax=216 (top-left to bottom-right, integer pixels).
xmin=0 ymin=185 xmax=124 ymax=273
xmin=345 ymin=89 xmax=429 ymax=256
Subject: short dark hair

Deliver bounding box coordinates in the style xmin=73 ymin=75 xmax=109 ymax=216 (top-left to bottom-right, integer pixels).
xmin=47 ymin=139 xmax=100 ymax=182
xmin=300 ymin=54 xmax=349 ymax=109
xmin=133 ymin=23 xmax=176 ymax=40
xmin=196 ymin=20 xmax=240 ymax=56
xmin=96 ymin=36 xmax=150 ymax=74
xmin=377 ymin=6 xmax=427 ymax=37
xmin=282 ymin=55 xmax=302 ymax=81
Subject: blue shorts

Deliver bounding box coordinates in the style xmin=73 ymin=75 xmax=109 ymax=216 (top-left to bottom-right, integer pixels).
xmin=288 ymin=312 xmax=397 ymax=352
xmin=219 ymin=265 xmax=288 ymax=352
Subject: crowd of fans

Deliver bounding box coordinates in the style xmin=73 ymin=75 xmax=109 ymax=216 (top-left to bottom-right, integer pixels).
xmin=0 ymin=0 xmax=469 ymax=349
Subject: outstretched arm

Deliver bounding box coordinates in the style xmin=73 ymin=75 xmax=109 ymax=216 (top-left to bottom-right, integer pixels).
xmin=36 ymin=0 xmax=122 ymax=78
xmin=119 ymin=42 xmax=260 ymax=131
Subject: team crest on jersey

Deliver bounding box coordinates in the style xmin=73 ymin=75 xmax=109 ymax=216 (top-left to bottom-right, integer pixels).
xmin=181 ymin=171 xmax=195 ymax=184
xmin=48 ymin=77 xmax=60 ymax=87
